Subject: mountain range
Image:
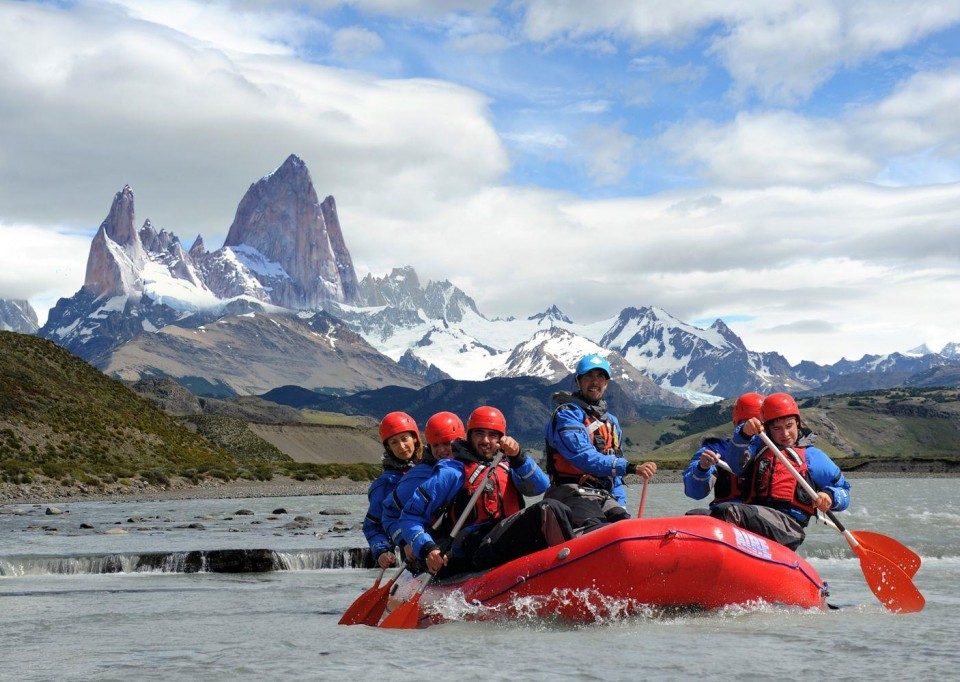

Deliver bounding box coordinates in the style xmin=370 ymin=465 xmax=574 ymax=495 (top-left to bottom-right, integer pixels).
xmin=25 ymin=154 xmax=960 ymax=409
xmin=0 ymin=299 xmax=38 ymax=334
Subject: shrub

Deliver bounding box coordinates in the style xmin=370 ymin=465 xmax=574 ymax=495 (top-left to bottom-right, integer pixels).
xmin=140 ymin=469 xmax=170 ymax=487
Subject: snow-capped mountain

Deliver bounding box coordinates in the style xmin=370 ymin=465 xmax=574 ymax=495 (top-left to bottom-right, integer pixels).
xmin=942 ymin=343 xmax=960 ymax=360
xmin=101 ymin=309 xmax=423 ymax=395
xmin=0 ymin=299 xmax=39 ymax=334
xmin=37 ymin=156 xmax=421 ymax=394
xmin=598 ymin=306 xmax=803 ymax=400
xmin=491 ymin=327 xmax=688 ymax=407
xmin=35 ymin=152 xmax=960 ymax=404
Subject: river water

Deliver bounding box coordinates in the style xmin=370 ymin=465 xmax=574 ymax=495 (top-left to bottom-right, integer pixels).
xmin=0 ymin=478 xmax=957 ymax=680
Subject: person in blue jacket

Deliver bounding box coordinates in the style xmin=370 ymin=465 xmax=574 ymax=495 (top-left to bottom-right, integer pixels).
xmin=400 ymin=406 xmax=575 ymax=576
xmin=380 ymin=411 xmax=465 ymax=565
xmin=363 ymin=411 xmax=421 ymax=569
xmin=543 ymin=354 xmax=656 ymax=531
xmin=711 ymin=392 xmax=851 ymax=550
xmin=682 ymin=392 xmax=764 ymax=514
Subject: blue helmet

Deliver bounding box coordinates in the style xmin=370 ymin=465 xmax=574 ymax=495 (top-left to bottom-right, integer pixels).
xmin=575 ymin=353 xmax=611 ymax=379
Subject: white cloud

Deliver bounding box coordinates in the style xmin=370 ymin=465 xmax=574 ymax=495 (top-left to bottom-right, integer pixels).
xmin=331 ymin=26 xmax=386 ymax=60
xmin=518 ymin=0 xmax=960 ymax=104
xmin=852 ymin=68 xmax=960 ymax=155
xmin=447 ymin=32 xmax=513 ymax=53
xmin=659 ymin=67 xmax=960 ymax=187
xmin=661 ymin=110 xmax=877 ymax=186
xmin=0 ymin=223 xmax=90 ymax=324
xmin=576 ymin=124 xmax=639 ymax=185
xmin=4 ymin=0 xmax=960 ymax=367
xmin=113 ymin=0 xmax=326 ymax=55
xmin=0 ymin=1 xmax=508 ymax=234
xmin=346 ymin=177 xmax=960 ymax=364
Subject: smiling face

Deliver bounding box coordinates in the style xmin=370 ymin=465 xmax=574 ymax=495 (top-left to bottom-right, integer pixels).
xmin=386 ymin=431 xmax=418 ymax=460
xmin=468 ymin=428 xmax=502 ymax=459
xmin=766 ymin=416 xmax=799 ymax=447
xmin=576 ymin=368 xmax=609 ymax=402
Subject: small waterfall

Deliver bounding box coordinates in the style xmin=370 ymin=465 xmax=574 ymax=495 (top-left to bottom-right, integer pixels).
xmin=273 ymin=547 xmax=371 ymax=570
xmin=0 ymin=547 xmax=374 ymax=576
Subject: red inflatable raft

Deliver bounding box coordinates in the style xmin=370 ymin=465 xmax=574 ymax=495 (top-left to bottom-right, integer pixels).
xmin=406 ymin=515 xmax=827 ymax=625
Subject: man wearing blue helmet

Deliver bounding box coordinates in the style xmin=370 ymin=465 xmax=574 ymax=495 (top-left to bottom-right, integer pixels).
xmin=543 ymin=353 xmax=657 ymax=531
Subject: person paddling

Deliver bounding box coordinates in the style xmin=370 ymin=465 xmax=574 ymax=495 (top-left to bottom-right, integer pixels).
xmin=399 ymin=406 xmax=576 ymax=577
xmin=363 ymin=411 xmax=422 ymax=569
xmin=711 ymin=393 xmax=851 ymax=550
xmin=543 ymin=354 xmax=656 ymax=531
xmin=683 ymin=392 xmax=764 ymax=514
xmin=380 ymin=411 xmax=465 ymax=569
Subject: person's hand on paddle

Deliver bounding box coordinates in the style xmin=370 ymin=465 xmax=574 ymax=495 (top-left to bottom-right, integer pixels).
xmin=698 ymin=449 xmax=720 ymax=470
xmin=499 ymin=436 xmax=520 ymax=457
xmin=741 ymin=417 xmax=763 ymax=437
xmin=635 ymin=461 xmax=657 ymax=481
xmin=425 ymin=548 xmax=448 ymax=574
xmin=814 ymin=491 xmax=833 ymax=512
xmin=403 ymin=544 xmax=415 ymax=562
xmin=377 ymin=551 xmax=397 ymax=569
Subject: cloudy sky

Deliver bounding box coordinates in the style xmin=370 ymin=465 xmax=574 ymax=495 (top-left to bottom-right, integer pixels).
xmin=2 ymin=0 xmax=960 ymax=364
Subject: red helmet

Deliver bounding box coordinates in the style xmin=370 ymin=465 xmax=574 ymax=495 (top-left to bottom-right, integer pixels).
xmin=733 ymin=392 xmax=765 ymax=424
xmin=466 ymin=406 xmax=506 ymax=436
xmin=378 ymin=411 xmax=420 ymax=445
xmin=425 ymin=412 xmax=465 ymax=446
xmin=760 ymin=393 xmax=800 ymax=423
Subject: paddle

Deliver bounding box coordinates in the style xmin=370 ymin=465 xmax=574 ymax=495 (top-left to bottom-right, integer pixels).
xmin=756 ymin=430 xmax=924 ymax=613
xmin=338 ymin=564 xmax=406 ymax=626
xmin=816 ymin=514 xmax=921 ymax=578
xmin=637 ymin=477 xmax=649 ymax=518
xmin=379 ymin=451 xmax=506 ymax=629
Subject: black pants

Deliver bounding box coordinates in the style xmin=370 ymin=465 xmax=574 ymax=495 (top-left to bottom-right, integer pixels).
xmin=710 ymin=502 xmax=807 ymax=550
xmin=544 ymin=483 xmax=630 ymax=533
xmin=466 ymin=499 xmax=577 ymax=571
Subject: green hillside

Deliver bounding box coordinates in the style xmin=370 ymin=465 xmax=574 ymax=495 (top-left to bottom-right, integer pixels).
xmin=0 ymin=331 xmax=378 ymax=489
xmin=624 ymin=387 xmax=960 ymax=469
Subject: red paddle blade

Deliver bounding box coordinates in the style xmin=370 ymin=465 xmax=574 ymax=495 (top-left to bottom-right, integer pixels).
xmin=378 ymin=593 xmax=423 ymax=629
xmin=338 ymin=582 xmax=391 ymax=625
xmin=854 ymin=544 xmax=925 ymax=613
xmin=852 ymin=530 xmax=921 ymax=578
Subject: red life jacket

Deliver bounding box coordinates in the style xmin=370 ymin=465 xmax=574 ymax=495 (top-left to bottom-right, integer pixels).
xmin=448 ymin=459 xmax=522 ymax=527
xmin=546 ymin=407 xmax=619 ymax=485
xmin=744 ymin=445 xmax=817 ymax=516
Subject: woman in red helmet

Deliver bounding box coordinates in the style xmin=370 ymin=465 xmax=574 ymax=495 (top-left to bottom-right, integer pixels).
xmin=399 ymin=406 xmax=576 ymax=576
xmin=380 ymin=412 xmax=466 ymax=565
xmin=683 ymin=392 xmax=764 ymax=514
xmin=363 ymin=411 xmax=422 ymax=569
xmin=710 ymin=392 xmax=851 ymax=550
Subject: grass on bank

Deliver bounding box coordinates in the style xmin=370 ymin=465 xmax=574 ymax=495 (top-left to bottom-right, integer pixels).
xmin=0 ymin=331 xmax=380 ymax=489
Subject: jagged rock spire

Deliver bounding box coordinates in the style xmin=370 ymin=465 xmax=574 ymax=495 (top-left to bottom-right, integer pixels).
xmin=223 ymin=154 xmax=360 ymax=308
xmin=83 ymin=185 xmax=145 ymax=299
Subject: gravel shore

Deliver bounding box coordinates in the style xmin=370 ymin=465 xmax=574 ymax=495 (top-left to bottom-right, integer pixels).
xmin=1 ymin=464 xmax=956 ymax=506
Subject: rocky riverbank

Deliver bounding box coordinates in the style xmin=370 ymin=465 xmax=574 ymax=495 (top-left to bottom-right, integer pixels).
xmin=0 ymin=475 xmax=370 ymax=506
xmin=1 ymin=462 xmax=957 ymax=506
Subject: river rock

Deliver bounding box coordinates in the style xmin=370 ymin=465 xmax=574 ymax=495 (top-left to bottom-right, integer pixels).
xmin=235 ymin=509 xmax=254 ymax=516
xmin=272 ymin=508 xmax=287 ymax=514
xmin=79 ymin=523 xmax=94 ymax=529
xmin=104 ymin=527 xmax=128 ymax=534
xmin=319 ymin=508 xmax=350 ymax=516
xmin=283 ymin=516 xmax=312 ymax=530
xmin=45 ymin=506 xmax=64 ymax=515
